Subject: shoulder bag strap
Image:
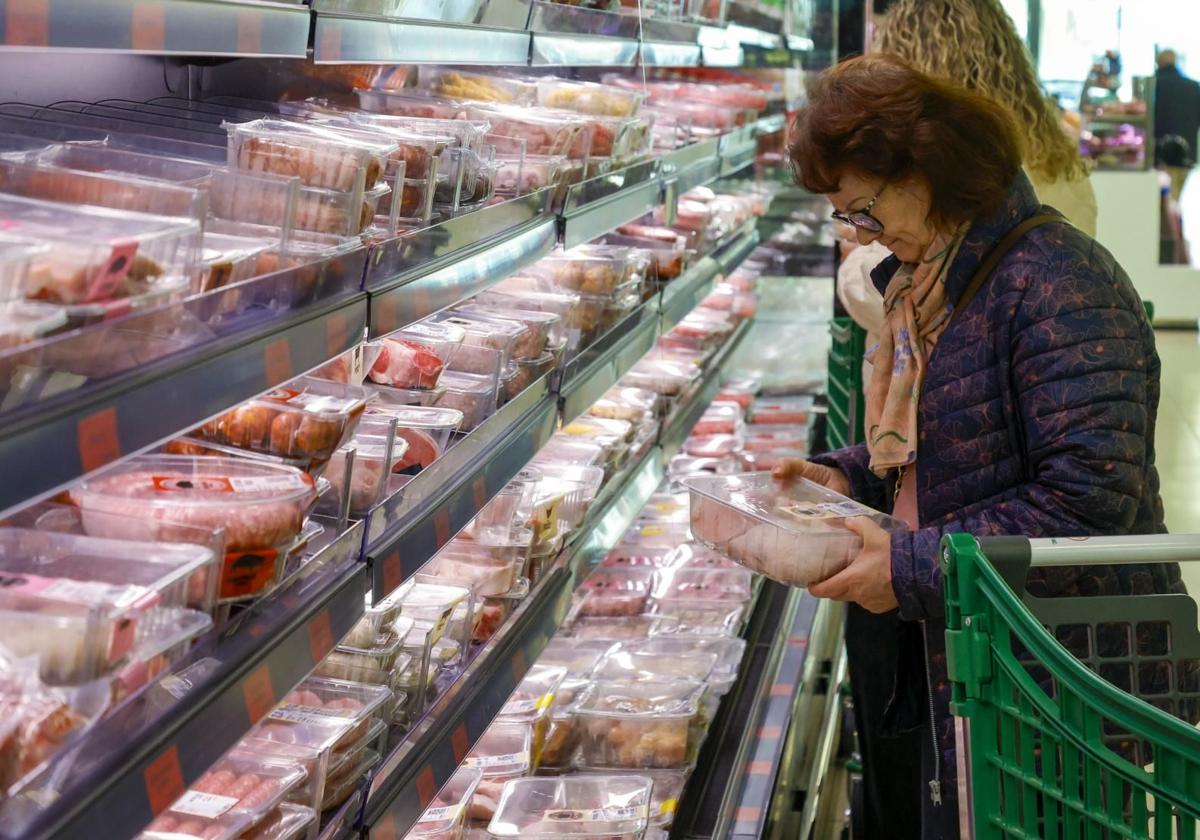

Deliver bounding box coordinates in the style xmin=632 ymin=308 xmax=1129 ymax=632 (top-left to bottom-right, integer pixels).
xmin=950 ymin=213 xmax=1061 ymax=323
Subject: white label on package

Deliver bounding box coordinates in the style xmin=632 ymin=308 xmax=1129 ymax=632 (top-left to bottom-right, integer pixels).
xmin=39 ymin=577 xmax=137 ymax=608
xmin=172 ymin=791 xmax=239 ymax=819
xmin=464 ymin=750 xmax=529 ymax=770
xmin=541 ymin=805 xmax=649 ymax=823
xmin=268 ymin=704 xmax=352 ymax=725
xmin=777 ymin=500 xmax=866 ymax=520
xmin=418 ymin=804 xmax=463 ymax=825
xmin=501 ymin=693 xmax=553 ymax=716
xmin=227 ymin=474 xmax=312 ymax=494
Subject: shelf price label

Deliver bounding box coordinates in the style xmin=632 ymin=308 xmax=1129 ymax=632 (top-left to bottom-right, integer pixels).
xmin=433 ymin=509 xmax=451 ymax=547
xmin=416 ymin=765 xmax=438 ymax=806
xmin=131 ymin=4 xmax=165 ymax=51
xmin=77 ymin=407 xmax=121 ymax=473
xmin=143 ymin=745 xmax=185 ymax=816
xmin=471 ymin=476 xmax=488 ymax=510
xmin=5 ymin=0 xmax=48 ymax=47
xmin=242 ymin=664 xmax=276 ymax=723
xmin=316 ymin=19 xmax=341 ymax=60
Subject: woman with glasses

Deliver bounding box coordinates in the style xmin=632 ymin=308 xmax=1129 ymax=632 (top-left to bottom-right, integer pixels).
xmin=780 ymin=55 xmax=1182 ymax=840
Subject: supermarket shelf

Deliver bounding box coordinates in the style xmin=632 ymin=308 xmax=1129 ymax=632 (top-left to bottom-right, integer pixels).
xmin=557 ymin=296 xmax=661 ymax=424
xmin=311 ymin=10 xmax=532 ymax=64
xmin=0 ymin=0 xmax=310 ymax=56
xmin=660 ymin=317 xmax=752 ymax=453
xmin=660 ymin=256 xmax=722 ymax=331
xmin=0 ymin=289 xmax=369 ymax=518
xmin=714 ymin=222 xmax=760 ymax=273
xmin=641 ymin=38 xmax=702 ymax=66
xmin=661 ymin=138 xmax=723 ymax=194
xmin=4 ymin=558 xmax=369 ymax=840
xmin=363 ymin=566 xmax=574 ymax=835
xmin=560 ymin=159 xmax=665 ymax=249
xmin=363 ymin=376 xmax=558 ymax=599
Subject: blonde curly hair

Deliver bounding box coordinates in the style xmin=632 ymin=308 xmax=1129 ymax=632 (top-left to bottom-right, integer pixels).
xmin=876 ymin=0 xmax=1087 ymax=183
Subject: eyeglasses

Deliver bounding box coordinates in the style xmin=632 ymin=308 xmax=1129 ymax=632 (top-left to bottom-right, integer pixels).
xmin=831 ymin=182 xmax=886 ymax=234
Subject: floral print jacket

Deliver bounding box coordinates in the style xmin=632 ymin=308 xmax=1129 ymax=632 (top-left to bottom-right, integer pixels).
xmin=813 ymin=174 xmax=1183 ymax=837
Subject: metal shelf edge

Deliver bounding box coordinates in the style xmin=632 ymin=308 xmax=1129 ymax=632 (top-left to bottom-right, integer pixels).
xmin=312 ymin=12 xmax=533 ymax=64
xmin=557 ymin=298 xmax=661 ymax=425
xmin=660 ymin=256 xmax=721 ymax=332
xmin=660 ymin=317 xmax=753 ymax=455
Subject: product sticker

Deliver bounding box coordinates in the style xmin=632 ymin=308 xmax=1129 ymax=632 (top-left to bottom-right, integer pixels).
xmin=639 ymin=525 xmax=665 ymax=538
xmin=653 ymin=501 xmax=683 ymax=514
xmin=659 ymin=798 xmax=678 ymax=816
xmin=418 ymin=804 xmax=463 ymax=825
xmin=269 ymin=705 xmax=353 ymax=725
xmin=541 ymin=805 xmax=649 ymax=823
xmin=464 ymin=750 xmax=529 ymax=770
xmin=776 ymin=500 xmax=866 ymax=520
xmin=220 ymin=548 xmax=279 ymax=600
xmin=227 ymin=473 xmax=313 ymax=494
xmin=501 ymin=692 xmax=554 ymax=716
xmin=172 ymin=790 xmax=239 ymax=819
xmin=85 ymin=239 xmax=139 ymax=303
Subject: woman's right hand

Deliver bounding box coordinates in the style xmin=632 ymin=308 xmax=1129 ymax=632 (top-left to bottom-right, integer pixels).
xmin=772 ymin=459 xmax=851 ymax=497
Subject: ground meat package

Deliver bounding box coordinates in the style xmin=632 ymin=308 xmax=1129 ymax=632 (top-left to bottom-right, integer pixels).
xmin=683 ymin=473 xmax=903 ymax=588
xmin=486 ymin=775 xmax=653 ymax=839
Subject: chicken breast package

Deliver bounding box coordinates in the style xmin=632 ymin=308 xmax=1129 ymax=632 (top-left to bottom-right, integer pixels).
xmin=573 ymin=679 xmax=705 ymax=769
xmin=409 ymin=766 xmax=482 ymax=839
xmin=683 ymin=473 xmax=903 ymax=588
xmin=464 ymin=720 xmax=533 ymax=823
xmin=487 ymin=775 xmax=653 ymax=839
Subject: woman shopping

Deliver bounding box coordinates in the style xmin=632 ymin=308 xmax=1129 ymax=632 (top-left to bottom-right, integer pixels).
xmin=781 ymin=55 xmax=1185 ymax=840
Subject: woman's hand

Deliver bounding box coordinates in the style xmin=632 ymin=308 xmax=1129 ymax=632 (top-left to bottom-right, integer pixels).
xmin=772 ymin=459 xmax=851 ymax=497
xmin=808 ymin=517 xmax=899 ymax=613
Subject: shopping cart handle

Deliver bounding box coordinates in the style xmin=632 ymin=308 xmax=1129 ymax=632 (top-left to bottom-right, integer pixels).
xmin=979 ymin=533 xmax=1200 ymax=567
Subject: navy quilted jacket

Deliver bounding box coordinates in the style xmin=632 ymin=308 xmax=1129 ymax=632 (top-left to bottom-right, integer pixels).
xmin=814 ymin=174 xmax=1182 ymax=838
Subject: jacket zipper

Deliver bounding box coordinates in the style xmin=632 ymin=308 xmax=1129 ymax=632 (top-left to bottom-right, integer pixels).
xmin=921 ymin=620 xmax=943 ymax=807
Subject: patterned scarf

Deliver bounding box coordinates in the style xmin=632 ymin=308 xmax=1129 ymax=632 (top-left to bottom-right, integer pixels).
xmin=864 ymin=227 xmax=967 ymax=477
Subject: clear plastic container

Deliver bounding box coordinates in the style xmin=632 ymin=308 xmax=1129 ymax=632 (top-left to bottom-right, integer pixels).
xmin=226 ymin=118 xmax=395 ymax=192
xmin=370 ymin=322 xmax=467 ymax=390
xmin=737 ymin=447 xmax=809 ymax=472
xmin=354 ymin=88 xmax=469 ymax=121
xmin=183 ymin=752 xmax=309 ymax=821
xmin=498 ymin=663 xmax=566 ymax=764
xmin=663 ymin=542 xmax=741 ymax=572
xmin=684 ymin=473 xmax=904 ymax=588
xmin=536 ymin=638 xmax=615 ymax=679
xmin=574 ymin=680 xmax=704 ymax=769
xmin=398 ymin=582 xmax=470 ymax=644
xmin=742 ymin=424 xmax=809 ymax=451
xmin=466 ymin=720 xmax=533 ymax=822
xmin=494 ymin=154 xmax=567 ymax=196
xmin=434 ymin=312 xmax=525 ymax=374
xmin=565 ymin=615 xmax=677 ymax=642
xmin=464 ymin=104 xmax=589 ymax=158
xmin=113 ymin=607 xmax=212 ymax=701
xmin=0 ymin=300 xmax=67 ymax=349
xmin=141 ymin=810 xmax=254 ymax=839
xmin=682 ymin=434 xmax=742 ymax=459
xmin=324 ymin=434 xmax=402 ymax=515
xmin=576 ymin=568 xmax=655 ymax=618
xmin=409 ymin=766 xmax=482 ymax=838
xmin=434 ymin=370 xmax=497 ymax=432
xmin=419 ymin=68 xmax=536 ymax=105
xmin=198 ymin=231 xmax=274 ymax=293
xmin=314 ymin=631 xmax=409 ymax=685
xmin=747 ymin=396 xmax=814 ymax=426
xmin=196 ymin=377 xmax=373 ymax=464
xmin=360 ymin=403 xmax=463 ymax=475
xmin=276 ymin=676 xmax=393 ymax=745
xmin=0 ymin=192 xmax=200 ymax=307
xmin=667 ymin=454 xmax=739 ymax=481
xmin=454 ymin=304 xmax=560 ymax=361
xmin=648 ymin=602 xmax=745 ymax=638
xmin=691 ymin=402 xmax=744 ymax=437
xmin=714 ymin=376 xmax=759 ymax=411
xmin=533 ymin=251 xmax=630 ymax=296
xmin=239 ymin=803 xmax=317 ymax=840
xmin=321 ymin=747 xmax=380 ymax=810
xmin=367 ymin=381 xmax=447 ymax=409
xmin=536 ymin=79 xmax=645 ymax=118
xmin=575 ymin=769 xmax=684 ymax=830
xmin=621 ymin=359 xmax=700 ymax=397
xmin=71 ymin=454 xmax=317 ymax=554
xmin=487 ymin=775 xmax=652 ymax=838
xmin=424 ymin=540 xmax=522 ymax=598
xmin=501 ymin=351 xmax=557 ymax=402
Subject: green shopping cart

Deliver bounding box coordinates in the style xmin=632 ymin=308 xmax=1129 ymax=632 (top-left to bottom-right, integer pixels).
xmin=941 ymin=533 xmax=1200 ymax=839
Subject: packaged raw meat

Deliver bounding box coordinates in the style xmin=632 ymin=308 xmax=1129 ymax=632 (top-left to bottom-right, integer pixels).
xmin=434 ymin=370 xmax=497 ymax=432
xmin=475 ymin=287 xmax=582 ymax=349
xmin=486 ymin=775 xmax=653 ymax=838
xmin=690 ymin=402 xmax=744 ymax=437
xmin=599 ymin=541 xmax=673 ymax=570
xmin=72 ymin=455 xmax=317 ymax=558
xmin=664 ymin=542 xmax=742 ymax=571
xmin=536 ymin=638 xmax=615 ymax=679
xmin=574 ymin=680 xmax=704 ymax=769
xmin=736 ymin=447 xmax=809 ymax=472
xmin=197 ymin=231 xmax=274 ymax=293
xmin=398 ymin=582 xmax=470 ymax=645
xmin=314 ymin=630 xmax=409 ymax=686
xmin=497 ymin=664 xmax=566 ymax=764
xmin=685 ymin=473 xmax=903 ymax=587
xmin=238 ymin=803 xmax=317 ymax=840
xmin=714 ymin=376 xmax=760 ymax=411
xmin=424 ymin=540 xmax=522 ymax=598
xmin=748 ymin=396 xmax=814 ymax=426
xmin=371 ymin=321 xmax=467 ymax=390
xmin=576 ymin=569 xmax=655 ymax=618
xmin=528 ymin=462 xmax=604 ymax=528
xmin=651 ymin=568 xmax=753 ymax=606
xmin=565 ymin=615 xmax=677 ymax=642
xmin=682 ymin=434 xmax=743 ymax=459
xmin=197 ymin=377 xmax=373 ymax=465
xmin=589 ymin=386 xmax=660 ymax=423
xmin=742 ymin=424 xmax=809 ymax=452
xmin=367 ymin=381 xmax=447 ymax=409
xmin=602 ymin=232 xmax=688 ymax=281
xmin=464 ymin=720 xmax=533 ymax=822
xmin=321 ymin=747 xmax=380 ymax=810
xmin=466 ymin=104 xmax=591 ymax=159
xmin=0 ymin=649 xmax=102 ymax=794
xmin=273 ymin=676 xmax=392 ymax=748
xmin=419 ymin=68 xmax=535 ymax=105
xmin=226 ymin=118 xmax=395 ymax=192
xmin=647 ymin=601 xmax=746 ymax=639
xmin=434 ymin=312 xmax=525 ymax=374
xmin=359 ymin=404 xmax=462 ymax=475
xmin=536 ymin=79 xmax=644 ymax=118
xmin=500 ymin=351 xmax=557 ymax=402
xmin=0 ymin=193 xmax=200 ymax=307
xmin=408 ymin=766 xmax=482 ymax=838
xmin=572 ymin=769 xmax=684 ymax=830
xmin=639 ymin=491 xmax=690 ymax=523
xmin=140 ymin=810 xmax=254 ymax=839
xmin=178 ymin=752 xmax=308 ymax=822
xmin=621 ymin=359 xmax=700 ymax=397
xmin=324 ymin=432 xmax=406 ymax=515
xmin=623 ymin=521 xmax=690 ymax=552
xmin=454 ymin=304 xmax=560 ymax=361
xmin=494 ymin=154 xmax=568 ymax=196
xmin=113 ymin=607 xmax=213 ymax=702
xmin=0 ymin=529 xmax=216 ymax=684
xmin=627 ymin=636 xmax=746 ymax=695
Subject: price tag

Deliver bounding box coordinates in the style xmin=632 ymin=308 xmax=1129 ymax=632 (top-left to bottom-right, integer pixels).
xmin=131 ymin=4 xmax=165 ymax=51
xmin=242 ymin=664 xmax=275 ymax=723
xmin=316 ymin=19 xmax=341 ymax=60
xmin=263 ymin=338 xmax=292 ymax=384
xmin=143 ymin=746 xmax=185 ymax=815
xmin=325 ymin=311 xmax=349 ymax=359
xmin=440 ymin=722 xmax=468 ymax=764
xmin=415 ymin=765 xmax=437 ymax=806
xmin=471 ymin=476 xmax=488 ymax=510
xmin=77 ymin=407 xmax=121 ymax=473
xmin=433 ymin=509 xmax=451 ymax=547
xmin=377 ymin=295 xmax=400 ymax=336
xmin=381 ymin=551 xmax=403 ymax=596
xmin=5 ymin=0 xmax=48 ymax=47
xmin=236 ymin=11 xmax=262 ymax=54
xmin=172 ymin=790 xmax=238 ymax=819
xmin=308 ymin=609 xmax=333 ymax=664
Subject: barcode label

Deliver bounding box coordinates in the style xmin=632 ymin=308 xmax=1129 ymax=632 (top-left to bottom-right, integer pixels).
xmin=172 ymin=791 xmax=238 ymax=819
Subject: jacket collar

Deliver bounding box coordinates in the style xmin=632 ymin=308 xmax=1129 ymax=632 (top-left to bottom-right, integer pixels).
xmin=870 ymin=172 xmax=1043 ymax=305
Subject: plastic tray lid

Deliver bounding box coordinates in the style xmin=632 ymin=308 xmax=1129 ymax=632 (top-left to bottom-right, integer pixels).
xmin=566 ymin=614 xmax=679 ymax=642
xmin=361 ymin=403 xmax=464 ymax=432
xmin=464 ymin=719 xmax=533 ymax=778
xmin=536 ymin=638 xmax=617 ymax=678
xmin=488 ymin=775 xmax=653 ymax=838
xmin=594 ymin=648 xmax=718 ymax=685
xmin=140 ymin=811 xmax=256 ymax=840
xmin=256 ymin=376 xmax=375 ymax=422
xmin=410 ymin=766 xmax=482 ymax=836
xmin=527 ymin=462 xmax=605 ymax=503
xmin=174 ymin=753 xmax=308 ymax=825
xmin=439 ymin=369 xmax=496 ymax=395
xmin=499 ymin=663 xmax=567 ymax=722
xmin=575 ymin=769 xmax=684 ymax=828
xmin=243 ymin=803 xmax=317 ymax=840
xmin=0 ymin=299 xmax=67 ymax=340
xmin=651 ymin=567 xmax=754 ymax=604
xmin=575 ymin=679 xmax=704 ymax=721
xmin=281 ymin=676 xmax=393 ymax=723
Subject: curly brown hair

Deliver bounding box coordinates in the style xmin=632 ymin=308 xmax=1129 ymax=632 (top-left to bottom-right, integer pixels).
xmin=876 ymin=0 xmax=1087 ymax=183
xmin=789 ymin=54 xmax=1022 ymax=229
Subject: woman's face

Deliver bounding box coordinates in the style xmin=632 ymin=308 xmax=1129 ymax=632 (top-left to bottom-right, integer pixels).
xmin=827 ymin=170 xmax=940 ymax=264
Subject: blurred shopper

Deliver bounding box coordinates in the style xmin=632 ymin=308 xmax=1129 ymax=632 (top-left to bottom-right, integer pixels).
xmin=1155 ymin=49 xmax=1200 ymax=202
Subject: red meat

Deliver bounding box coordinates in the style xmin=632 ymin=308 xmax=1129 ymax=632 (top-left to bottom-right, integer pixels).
xmin=369 ymin=338 xmax=445 ymax=389
xmin=392 ymin=427 xmax=441 ymax=473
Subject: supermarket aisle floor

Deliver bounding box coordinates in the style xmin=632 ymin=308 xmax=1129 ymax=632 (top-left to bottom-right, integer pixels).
xmin=1155 ymin=329 xmax=1200 ymax=593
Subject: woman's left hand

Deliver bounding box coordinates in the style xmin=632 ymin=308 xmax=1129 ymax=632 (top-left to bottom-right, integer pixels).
xmin=808 ymin=517 xmax=899 ymax=613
